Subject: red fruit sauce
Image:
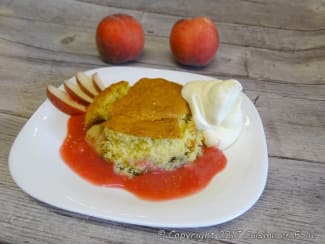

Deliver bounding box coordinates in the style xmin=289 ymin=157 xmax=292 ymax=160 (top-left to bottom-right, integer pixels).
xmin=60 ymin=115 xmax=227 ymax=201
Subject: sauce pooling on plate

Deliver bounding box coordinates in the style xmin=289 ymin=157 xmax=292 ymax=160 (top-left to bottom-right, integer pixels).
xmin=61 ymin=115 xmax=227 ymax=201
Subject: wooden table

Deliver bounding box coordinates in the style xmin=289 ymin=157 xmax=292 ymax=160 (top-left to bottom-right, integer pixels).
xmin=1 ymin=0 xmax=324 ymax=243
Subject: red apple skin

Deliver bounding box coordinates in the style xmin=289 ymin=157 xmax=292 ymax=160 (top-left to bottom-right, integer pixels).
xmin=64 ymin=80 xmax=93 ymax=106
xmin=76 ymin=72 xmax=98 ymax=98
xmin=96 ymin=14 xmax=145 ymax=64
xmin=46 ymin=85 xmax=86 ymax=115
xmin=169 ymin=17 xmax=219 ymax=66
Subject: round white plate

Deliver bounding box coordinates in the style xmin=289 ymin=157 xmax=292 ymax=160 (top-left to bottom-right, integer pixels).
xmin=9 ymin=67 xmax=268 ymax=228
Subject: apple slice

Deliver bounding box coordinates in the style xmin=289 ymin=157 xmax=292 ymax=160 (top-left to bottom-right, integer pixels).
xmin=64 ymin=79 xmax=94 ymax=105
xmin=76 ymin=72 xmax=99 ymax=98
xmin=92 ymin=72 xmax=106 ymax=92
xmin=47 ymin=85 xmax=87 ymax=115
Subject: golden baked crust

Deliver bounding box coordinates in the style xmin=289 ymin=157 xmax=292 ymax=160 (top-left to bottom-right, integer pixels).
xmin=105 ymin=78 xmax=190 ymax=138
xmin=85 ymin=77 xmax=203 ymax=176
xmin=84 ymin=81 xmax=129 ymax=128
xmin=111 ymin=78 xmax=190 ymax=120
xmin=104 ymin=115 xmax=182 ymax=139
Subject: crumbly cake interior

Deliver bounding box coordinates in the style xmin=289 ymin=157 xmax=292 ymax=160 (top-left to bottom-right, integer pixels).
xmin=85 ymin=77 xmax=203 ymax=176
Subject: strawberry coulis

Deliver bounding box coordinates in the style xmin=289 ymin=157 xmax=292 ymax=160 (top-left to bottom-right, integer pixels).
xmin=60 ymin=115 xmax=227 ymax=201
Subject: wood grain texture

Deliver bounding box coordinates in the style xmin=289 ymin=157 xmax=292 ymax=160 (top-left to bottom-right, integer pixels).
xmin=0 ymin=0 xmax=324 ymax=243
xmin=77 ymin=0 xmax=325 ymax=31
xmin=1 ymin=1 xmax=324 ymax=83
xmin=3 ymin=0 xmax=325 ymax=51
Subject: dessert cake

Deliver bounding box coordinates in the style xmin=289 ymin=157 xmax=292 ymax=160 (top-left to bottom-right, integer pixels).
xmin=85 ymin=77 xmax=203 ymax=176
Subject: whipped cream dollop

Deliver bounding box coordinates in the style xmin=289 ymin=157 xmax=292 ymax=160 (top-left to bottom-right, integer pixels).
xmin=181 ymin=79 xmax=243 ymax=150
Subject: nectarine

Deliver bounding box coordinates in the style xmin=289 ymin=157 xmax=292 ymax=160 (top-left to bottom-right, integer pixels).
xmin=169 ymin=17 xmax=219 ymax=66
xmin=96 ymin=14 xmax=144 ymax=64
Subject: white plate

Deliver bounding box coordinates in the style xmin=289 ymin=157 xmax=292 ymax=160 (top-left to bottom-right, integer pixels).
xmin=9 ymin=67 xmax=268 ymax=228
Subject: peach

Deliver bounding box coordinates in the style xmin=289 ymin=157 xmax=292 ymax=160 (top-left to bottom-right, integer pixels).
xmin=96 ymin=14 xmax=144 ymax=64
xmin=47 ymin=85 xmax=87 ymax=115
xmin=169 ymin=17 xmax=219 ymax=66
xmin=64 ymin=79 xmax=94 ymax=105
xmin=92 ymin=72 xmax=106 ymax=92
xmin=76 ymin=72 xmax=99 ymax=98
xmin=47 ymin=72 xmax=106 ymax=115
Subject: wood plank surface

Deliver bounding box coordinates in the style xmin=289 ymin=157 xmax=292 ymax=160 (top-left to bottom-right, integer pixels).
xmin=0 ymin=0 xmax=324 ymax=243
xmin=78 ymin=0 xmax=325 ymax=31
